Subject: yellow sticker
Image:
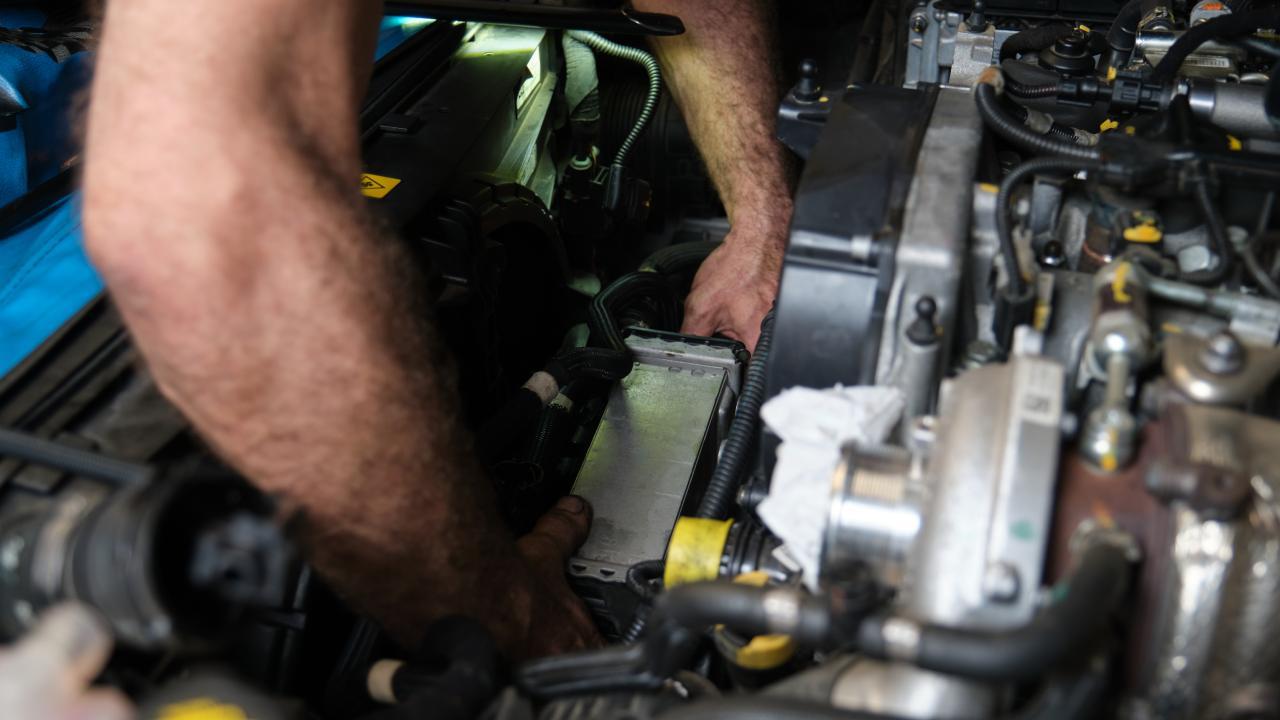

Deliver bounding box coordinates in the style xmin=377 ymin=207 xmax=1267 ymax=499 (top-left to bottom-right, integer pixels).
xmin=360 ymin=173 xmax=402 ymax=199
xmin=156 ymin=698 xmax=249 ymax=720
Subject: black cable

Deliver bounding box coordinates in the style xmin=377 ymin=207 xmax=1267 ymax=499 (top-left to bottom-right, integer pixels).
xmin=996 ymin=157 xmax=1102 ymax=297
xmin=856 ymin=542 xmax=1131 ymax=682
xmin=696 ymin=309 xmax=775 ymax=519
xmin=1150 ymin=7 xmax=1280 ymax=83
xmin=975 ymin=82 xmax=1103 ymax=161
xmin=622 ymin=559 xmax=665 ymax=642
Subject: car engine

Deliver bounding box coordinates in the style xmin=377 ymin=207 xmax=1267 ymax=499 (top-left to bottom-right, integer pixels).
xmin=1 ymin=1 xmax=1279 ymax=718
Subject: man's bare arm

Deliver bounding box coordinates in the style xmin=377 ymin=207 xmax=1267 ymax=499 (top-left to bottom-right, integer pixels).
xmin=82 ymin=0 xmax=596 ymax=657
xmin=632 ymin=0 xmax=794 ymax=351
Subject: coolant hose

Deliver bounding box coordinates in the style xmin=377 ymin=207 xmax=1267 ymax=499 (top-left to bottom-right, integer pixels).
xmin=567 ymin=31 xmax=661 ymax=169
xmin=973 ymin=72 xmax=1102 ymax=161
xmin=855 ymin=542 xmax=1132 ymax=682
xmin=1151 ymin=7 xmax=1280 ymax=83
xmin=658 ymin=698 xmax=899 ymax=720
xmin=654 ymin=581 xmax=833 ymax=648
xmin=1105 ymin=0 xmax=1145 ymax=61
xmin=696 ymin=309 xmax=776 ymax=519
xmin=998 ymin=25 xmax=1074 ymax=62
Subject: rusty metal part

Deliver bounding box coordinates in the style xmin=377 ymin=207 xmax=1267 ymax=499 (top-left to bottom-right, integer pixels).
xmin=1049 ymin=421 xmax=1173 ymax=694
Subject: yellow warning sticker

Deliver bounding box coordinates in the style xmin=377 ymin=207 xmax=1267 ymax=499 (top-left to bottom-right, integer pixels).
xmin=360 ymin=173 xmax=402 ymax=199
xmin=156 ymin=698 xmax=249 ymax=720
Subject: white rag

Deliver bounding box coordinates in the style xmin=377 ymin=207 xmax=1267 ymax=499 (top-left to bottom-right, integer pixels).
xmin=757 ymin=385 xmax=904 ymax=591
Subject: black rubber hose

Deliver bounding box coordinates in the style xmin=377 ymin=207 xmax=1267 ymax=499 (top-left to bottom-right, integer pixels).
xmin=1106 ymin=0 xmax=1145 ymax=57
xmin=658 ymin=697 xmax=903 ymax=720
xmin=1180 ymin=172 xmax=1237 ymax=285
xmin=639 ymin=240 xmax=718 ymax=277
xmin=0 ymin=427 xmax=152 ymax=486
xmin=588 ymin=271 xmax=680 ymax=352
xmin=1150 ymin=7 xmax=1280 ymax=83
xmin=697 ymin=309 xmax=776 ymax=519
xmin=974 ymin=82 xmax=1102 ymax=161
xmin=999 ymin=25 xmax=1074 ymax=63
xmin=997 ymin=156 xmax=1102 ymax=297
xmin=654 ymin=581 xmax=833 ymax=648
xmin=856 ymin=542 xmax=1131 ymax=682
xmin=525 ymin=404 xmax=571 ymax=469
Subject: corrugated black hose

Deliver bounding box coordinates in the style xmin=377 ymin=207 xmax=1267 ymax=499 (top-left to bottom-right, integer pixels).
xmin=974 ymin=80 xmax=1102 ymax=161
xmin=696 ymin=309 xmax=776 ymax=520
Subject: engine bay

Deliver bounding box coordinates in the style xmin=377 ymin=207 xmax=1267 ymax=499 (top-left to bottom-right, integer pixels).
xmin=2 ymin=0 xmax=1280 ymax=717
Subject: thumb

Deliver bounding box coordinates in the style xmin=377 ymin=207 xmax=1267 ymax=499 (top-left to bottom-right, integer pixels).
xmin=517 ymin=496 xmax=592 ymax=565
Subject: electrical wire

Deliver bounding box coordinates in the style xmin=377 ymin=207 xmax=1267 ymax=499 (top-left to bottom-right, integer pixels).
xmin=567 ymin=31 xmax=661 ymax=169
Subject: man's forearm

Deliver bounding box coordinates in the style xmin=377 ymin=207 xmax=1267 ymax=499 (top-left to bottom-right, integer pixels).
xmin=634 ymin=0 xmax=794 ymax=236
xmin=81 ymin=0 xmax=553 ymax=654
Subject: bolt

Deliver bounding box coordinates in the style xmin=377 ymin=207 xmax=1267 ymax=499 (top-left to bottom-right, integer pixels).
xmin=1177 ymin=244 xmax=1217 ymax=275
xmin=911 ymin=14 xmax=928 ymax=34
xmin=1040 ymin=240 xmax=1067 ymax=268
xmin=1202 ymin=330 xmax=1245 ymax=375
xmin=963 ymin=340 xmax=1001 ymax=369
xmin=983 ymin=562 xmax=1021 ymax=603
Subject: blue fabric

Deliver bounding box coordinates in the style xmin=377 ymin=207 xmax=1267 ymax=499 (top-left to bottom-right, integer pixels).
xmin=1 ymin=13 xmax=429 ymax=378
xmin=0 ymin=193 xmax=100 ymax=376
xmin=376 ymin=16 xmax=434 ymax=61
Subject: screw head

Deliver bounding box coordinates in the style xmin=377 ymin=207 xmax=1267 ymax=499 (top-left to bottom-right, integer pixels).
xmin=1202 ymin=331 xmax=1245 ymax=375
xmin=911 ymin=14 xmax=928 ymax=33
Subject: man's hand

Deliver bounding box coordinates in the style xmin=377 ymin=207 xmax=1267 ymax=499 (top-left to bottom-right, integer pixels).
xmin=513 ymin=496 xmax=602 ymax=657
xmin=0 ymin=604 xmax=133 ymax=720
xmin=682 ymin=227 xmax=786 ymax=351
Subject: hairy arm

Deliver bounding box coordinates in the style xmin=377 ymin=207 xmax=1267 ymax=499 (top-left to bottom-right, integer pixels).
xmin=632 ymin=0 xmax=794 ymax=350
xmin=82 ymin=0 xmax=595 ymax=657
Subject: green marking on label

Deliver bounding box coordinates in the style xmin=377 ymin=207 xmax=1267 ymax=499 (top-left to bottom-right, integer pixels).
xmin=1011 ymin=520 xmax=1036 ymax=542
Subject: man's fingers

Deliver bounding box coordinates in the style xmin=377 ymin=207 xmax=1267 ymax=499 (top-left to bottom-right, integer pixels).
xmin=62 ymin=689 xmax=134 ymax=720
xmin=10 ymin=604 xmax=114 ymax=691
xmin=518 ymin=496 xmax=593 ymax=563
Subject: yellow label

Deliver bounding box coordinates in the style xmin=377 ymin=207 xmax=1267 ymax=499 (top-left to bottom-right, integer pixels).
xmin=360 ymin=173 xmax=402 ymax=199
xmin=156 ymin=699 xmax=249 ymax=720
xmin=1227 ymin=135 xmax=1243 ymax=151
xmin=1099 ymin=118 xmax=1119 ymax=133
xmin=1107 ymin=66 xmax=1117 ymax=81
